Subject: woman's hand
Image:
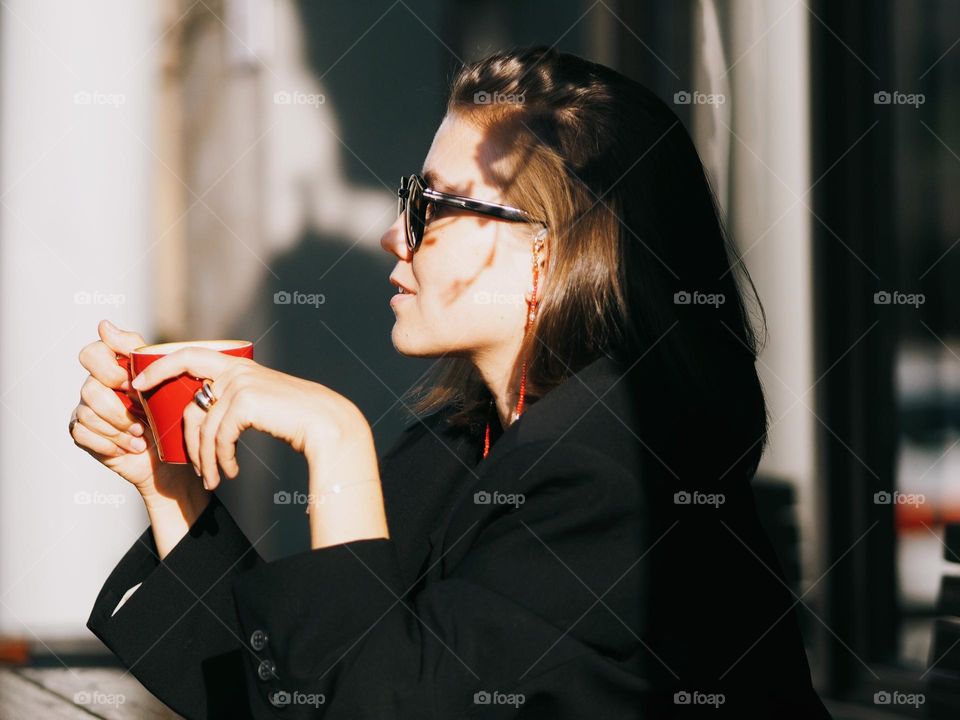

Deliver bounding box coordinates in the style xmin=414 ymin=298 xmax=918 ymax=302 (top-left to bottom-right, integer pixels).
xmin=72 ymin=321 xmax=210 ymax=557
xmin=130 ymin=346 xmax=363 ymax=491
xmin=72 ymin=320 xmax=204 ymax=499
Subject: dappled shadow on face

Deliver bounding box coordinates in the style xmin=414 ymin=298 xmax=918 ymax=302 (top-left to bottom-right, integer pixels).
xmin=469 ymin=112 xmax=539 ymax=202
xmin=417 ymin=155 xmax=510 ymax=309
xmin=416 ymin=113 xmax=544 ymax=308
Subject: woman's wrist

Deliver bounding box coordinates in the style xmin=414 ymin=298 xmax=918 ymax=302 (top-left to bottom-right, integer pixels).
xmin=304 ymin=402 xmax=388 ymax=549
xmin=141 ymin=464 xmax=209 ymax=514
xmin=140 ymin=466 xmax=212 ymax=559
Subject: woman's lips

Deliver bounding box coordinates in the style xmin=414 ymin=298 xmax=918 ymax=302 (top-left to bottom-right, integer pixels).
xmin=388 ymin=276 xmax=417 ymax=307
xmin=390 ymin=290 xmax=416 ymax=307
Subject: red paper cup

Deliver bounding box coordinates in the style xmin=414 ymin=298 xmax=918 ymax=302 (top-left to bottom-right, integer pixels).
xmin=113 ymin=340 xmax=254 ymax=464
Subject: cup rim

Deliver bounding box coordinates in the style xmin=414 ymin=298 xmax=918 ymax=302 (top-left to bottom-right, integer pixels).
xmin=132 ymin=339 xmax=253 ymax=355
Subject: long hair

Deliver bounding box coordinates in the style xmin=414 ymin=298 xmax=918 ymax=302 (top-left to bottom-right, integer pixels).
xmin=403 ymin=47 xmax=768 ymax=479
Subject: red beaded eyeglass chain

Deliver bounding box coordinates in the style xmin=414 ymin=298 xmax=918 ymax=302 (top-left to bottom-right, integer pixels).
xmin=482 ymin=230 xmax=546 ymax=459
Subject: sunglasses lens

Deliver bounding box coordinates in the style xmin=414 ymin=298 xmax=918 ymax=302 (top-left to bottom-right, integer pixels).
xmin=407 ymin=177 xmax=427 ymax=252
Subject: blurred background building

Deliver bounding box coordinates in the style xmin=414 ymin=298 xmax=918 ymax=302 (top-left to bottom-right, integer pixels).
xmin=0 ymin=1 xmax=957 ymax=717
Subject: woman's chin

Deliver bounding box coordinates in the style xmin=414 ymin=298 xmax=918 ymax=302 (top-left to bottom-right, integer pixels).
xmin=391 ymin=328 xmax=427 ymax=357
xmin=390 ymin=330 xmax=461 ymax=359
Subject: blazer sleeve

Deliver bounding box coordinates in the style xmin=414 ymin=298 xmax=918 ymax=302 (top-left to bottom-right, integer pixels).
xmin=86 ymin=492 xmax=264 ymax=719
xmin=229 ymin=441 xmax=651 ymax=719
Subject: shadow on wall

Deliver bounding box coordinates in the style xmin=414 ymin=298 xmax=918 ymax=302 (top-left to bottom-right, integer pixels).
xmin=210 ymin=0 xmax=455 ymax=559
xmin=222 ymin=227 xmax=428 ymax=559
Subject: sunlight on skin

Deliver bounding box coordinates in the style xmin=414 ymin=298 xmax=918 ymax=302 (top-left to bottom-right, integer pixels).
xmin=380 ymin=114 xmax=548 ymax=430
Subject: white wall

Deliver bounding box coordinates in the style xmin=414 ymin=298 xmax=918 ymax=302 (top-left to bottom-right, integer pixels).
xmin=0 ymin=1 xmax=157 ymax=638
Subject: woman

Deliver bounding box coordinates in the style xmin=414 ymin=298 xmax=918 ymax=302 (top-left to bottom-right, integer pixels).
xmin=71 ymin=48 xmax=831 ymax=718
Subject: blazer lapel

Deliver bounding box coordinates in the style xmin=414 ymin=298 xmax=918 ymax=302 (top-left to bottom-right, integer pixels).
xmin=421 ymin=354 xmax=637 ymax=571
xmin=380 ymin=413 xmax=482 ymax=591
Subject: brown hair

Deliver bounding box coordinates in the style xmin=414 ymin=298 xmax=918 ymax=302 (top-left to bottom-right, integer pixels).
xmin=402 ymin=47 xmax=767 ymax=475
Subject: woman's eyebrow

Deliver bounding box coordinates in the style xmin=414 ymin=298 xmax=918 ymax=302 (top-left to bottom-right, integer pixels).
xmin=422 ymin=169 xmax=455 ymax=192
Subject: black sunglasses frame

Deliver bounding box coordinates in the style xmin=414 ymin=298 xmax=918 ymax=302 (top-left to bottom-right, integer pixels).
xmin=397 ymin=173 xmax=545 ymax=252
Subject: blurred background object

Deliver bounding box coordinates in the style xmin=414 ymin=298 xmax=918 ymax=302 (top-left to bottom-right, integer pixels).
xmin=0 ymin=1 xmax=957 ymax=717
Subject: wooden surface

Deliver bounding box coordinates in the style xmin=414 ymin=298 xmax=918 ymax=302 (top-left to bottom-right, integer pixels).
xmin=0 ymin=667 xmax=181 ymax=719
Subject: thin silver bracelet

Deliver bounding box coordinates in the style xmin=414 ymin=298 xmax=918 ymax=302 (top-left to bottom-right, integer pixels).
xmin=305 ymin=478 xmax=379 ymax=514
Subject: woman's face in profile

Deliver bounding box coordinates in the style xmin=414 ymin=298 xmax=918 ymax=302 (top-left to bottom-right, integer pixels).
xmin=381 ymin=113 xmax=540 ymax=362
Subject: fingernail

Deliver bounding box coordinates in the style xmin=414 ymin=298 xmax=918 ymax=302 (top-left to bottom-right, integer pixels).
xmin=194 ymin=464 xmax=201 ymax=478
xmin=129 ymin=423 xmax=144 ymax=436
xmin=131 ymin=375 xmax=143 ymax=389
xmin=130 ymin=437 xmax=146 ymax=451
xmin=202 ymin=476 xmax=210 ymax=490
xmin=120 ymin=380 xmax=131 ymax=391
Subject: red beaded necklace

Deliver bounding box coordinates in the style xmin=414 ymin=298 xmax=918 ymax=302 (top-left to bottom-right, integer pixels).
xmin=482 ymin=232 xmax=544 ymax=459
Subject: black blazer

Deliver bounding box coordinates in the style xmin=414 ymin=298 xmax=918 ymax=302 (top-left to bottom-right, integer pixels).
xmin=86 ymin=355 xmax=832 ymax=719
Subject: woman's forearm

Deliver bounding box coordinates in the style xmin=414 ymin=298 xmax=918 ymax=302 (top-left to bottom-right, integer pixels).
xmin=141 ymin=466 xmax=212 ymax=559
xmin=139 ymin=399 xmax=384 ymax=557
xmin=305 ymin=404 xmax=389 ymax=549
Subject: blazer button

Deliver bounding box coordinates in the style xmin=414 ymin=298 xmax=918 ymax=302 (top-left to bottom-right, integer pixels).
xmin=257 ymin=659 xmax=277 ymax=681
xmin=250 ymin=629 xmax=268 ymax=651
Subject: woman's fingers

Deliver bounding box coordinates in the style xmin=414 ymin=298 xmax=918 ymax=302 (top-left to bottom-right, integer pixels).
xmin=70 ymin=410 xmax=127 ymax=457
xmin=215 ymin=411 xmax=241 ymax=481
xmin=97 ymin=319 xmax=146 ymax=357
xmin=131 ymin=347 xmax=237 ymax=392
xmin=75 ymin=403 xmax=147 ymax=454
xmin=182 ymin=402 xmax=204 ymax=479
xmin=185 ymin=387 xmax=242 ymax=489
xmin=185 ymin=396 xmax=239 ymax=490
xmin=198 ymin=403 xmax=225 ymax=491
xmin=214 ymin=394 xmax=250 ymax=481
xmin=79 ymin=375 xmax=143 ymax=435
xmin=77 ymin=320 xmax=146 ymax=390
xmin=78 ymin=339 xmax=129 ymax=390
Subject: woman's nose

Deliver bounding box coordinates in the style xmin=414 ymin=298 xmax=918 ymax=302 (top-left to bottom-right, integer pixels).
xmin=380 ymin=215 xmax=412 ymax=260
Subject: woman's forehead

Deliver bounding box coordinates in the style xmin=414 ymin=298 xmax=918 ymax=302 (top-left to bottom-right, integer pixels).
xmin=422 ymin=115 xmax=509 ymax=200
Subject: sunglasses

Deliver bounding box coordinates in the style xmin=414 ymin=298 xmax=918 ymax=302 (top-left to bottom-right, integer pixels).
xmin=397 ymin=173 xmax=545 ymax=252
